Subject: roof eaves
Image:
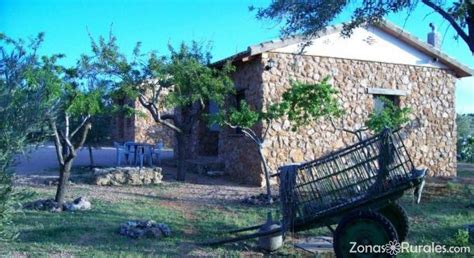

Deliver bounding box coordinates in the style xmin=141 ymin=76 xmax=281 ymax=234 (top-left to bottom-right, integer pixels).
xmin=211 ymin=25 xmax=342 ymax=67
xmin=213 ymin=21 xmax=472 ymax=78
xmin=375 ymin=21 xmax=473 ymax=78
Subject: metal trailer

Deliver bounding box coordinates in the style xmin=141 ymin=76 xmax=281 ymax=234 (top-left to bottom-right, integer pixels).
xmin=205 ymin=129 xmax=426 ymax=257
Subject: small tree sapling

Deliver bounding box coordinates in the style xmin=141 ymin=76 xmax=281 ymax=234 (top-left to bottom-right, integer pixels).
xmin=212 ymin=77 xmax=342 ymax=203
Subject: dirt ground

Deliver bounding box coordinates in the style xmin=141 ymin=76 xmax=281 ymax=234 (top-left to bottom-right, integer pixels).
xmin=11 ymin=165 xmax=294 ymax=256
xmin=10 ymin=159 xmax=474 ymax=256
xmin=14 ymin=164 xmax=269 ymax=207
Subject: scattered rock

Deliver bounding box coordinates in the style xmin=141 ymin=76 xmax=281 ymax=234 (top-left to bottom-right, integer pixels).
xmin=119 ymin=220 xmax=171 ymax=239
xmin=242 ymin=193 xmax=279 ymax=205
xmin=63 ymin=197 xmax=92 ymax=211
xmin=24 ymin=196 xmax=92 ymax=212
xmin=23 ymin=199 xmax=59 ymax=211
xmin=93 ymin=167 xmax=163 ymax=186
xmin=44 ymin=179 xmax=74 ymax=186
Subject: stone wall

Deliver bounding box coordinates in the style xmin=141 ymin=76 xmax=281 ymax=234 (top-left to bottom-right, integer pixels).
xmin=221 ymin=52 xmax=457 ymax=186
xmin=218 ymin=58 xmax=267 ymax=185
xmin=110 ymin=98 xmax=136 ymax=143
xmin=111 ymin=97 xmax=176 ymax=148
xmin=133 ymin=100 xmax=176 ymax=148
xmin=111 ymin=114 xmax=135 ymax=143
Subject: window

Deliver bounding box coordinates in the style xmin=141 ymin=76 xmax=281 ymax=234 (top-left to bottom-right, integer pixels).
xmin=367 ymin=88 xmax=406 ymax=114
xmin=373 ymin=95 xmax=399 ymax=113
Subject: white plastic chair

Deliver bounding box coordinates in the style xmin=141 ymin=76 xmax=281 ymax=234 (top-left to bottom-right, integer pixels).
xmin=135 ymin=145 xmax=154 ymax=168
xmin=124 ymin=141 xmax=136 ymax=165
xmin=114 ymin=142 xmax=129 ymax=166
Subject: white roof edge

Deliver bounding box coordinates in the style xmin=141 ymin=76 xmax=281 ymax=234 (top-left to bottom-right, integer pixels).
xmin=212 ymin=21 xmax=472 ymax=78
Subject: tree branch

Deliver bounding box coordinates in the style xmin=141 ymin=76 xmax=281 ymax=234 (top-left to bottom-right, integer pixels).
xmin=160 ymin=114 xmax=175 ymax=121
xmin=241 ymin=128 xmax=262 ymax=146
xmin=70 ymin=115 xmax=91 ymax=138
xmin=49 ymin=120 xmax=65 ymax=166
xmin=422 ymin=0 xmax=470 ymax=47
xmin=138 ymin=94 xmax=183 ymax=133
xmin=58 ymin=129 xmax=75 ymax=157
xmin=157 ymin=117 xmax=182 ymax=133
xmin=262 ymin=118 xmax=272 ymax=142
xmin=74 ymin=122 xmax=92 ymax=152
xmin=65 ymin=113 xmax=70 ymax=138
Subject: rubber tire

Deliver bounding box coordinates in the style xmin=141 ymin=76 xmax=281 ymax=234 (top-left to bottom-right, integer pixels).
xmin=379 ymin=202 xmax=409 ymax=242
xmin=333 ymin=210 xmax=399 ymax=258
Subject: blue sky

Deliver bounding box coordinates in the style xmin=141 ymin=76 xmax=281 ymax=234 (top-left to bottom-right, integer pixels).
xmin=1 ymin=0 xmax=473 ymax=113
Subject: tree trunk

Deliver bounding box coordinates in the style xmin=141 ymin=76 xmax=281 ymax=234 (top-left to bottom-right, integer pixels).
xmin=88 ymin=145 xmax=95 ymax=170
xmin=55 ymin=160 xmax=73 ymax=209
xmin=176 ymin=133 xmax=186 ymax=181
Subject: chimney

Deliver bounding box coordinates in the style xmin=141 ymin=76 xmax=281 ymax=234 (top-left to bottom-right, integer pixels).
xmin=427 ymin=23 xmax=441 ymax=49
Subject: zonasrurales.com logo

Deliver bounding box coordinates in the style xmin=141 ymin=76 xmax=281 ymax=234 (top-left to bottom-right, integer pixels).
xmin=385 ymin=240 xmax=401 ymax=256
xmin=350 ymin=240 xmax=471 ymax=255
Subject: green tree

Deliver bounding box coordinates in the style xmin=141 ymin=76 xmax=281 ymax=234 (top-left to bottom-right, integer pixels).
xmin=457 ymin=113 xmax=473 ymax=139
xmin=45 ymin=64 xmax=105 ymax=209
xmin=85 ymin=34 xmax=234 ymax=181
xmin=365 ymin=97 xmax=411 ymax=132
xmin=457 ymin=113 xmax=474 ymax=161
xmin=212 ymin=77 xmax=342 ymax=202
xmin=253 ymin=0 xmax=474 ymax=54
xmin=0 ymin=33 xmax=53 ymax=239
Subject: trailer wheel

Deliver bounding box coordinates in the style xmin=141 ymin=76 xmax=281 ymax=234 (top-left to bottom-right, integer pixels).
xmin=379 ymin=202 xmax=409 ymax=242
xmin=333 ymin=210 xmax=399 ymax=258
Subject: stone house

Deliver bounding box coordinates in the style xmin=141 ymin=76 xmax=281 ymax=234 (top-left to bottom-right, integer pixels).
xmin=111 ymin=98 xmax=175 ymax=148
xmin=113 ymin=21 xmax=472 ymax=186
xmin=194 ymin=21 xmax=472 ymax=186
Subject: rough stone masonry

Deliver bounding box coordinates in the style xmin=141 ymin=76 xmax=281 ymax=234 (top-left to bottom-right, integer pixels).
xmin=218 ymin=53 xmax=457 ymax=186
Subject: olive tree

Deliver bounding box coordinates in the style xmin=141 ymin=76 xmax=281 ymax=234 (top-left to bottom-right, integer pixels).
xmin=85 ymin=34 xmax=234 ymax=181
xmin=457 ymin=113 xmax=474 ymax=161
xmin=212 ymin=77 xmax=342 ymax=203
xmin=45 ymin=65 xmax=105 ymax=209
xmin=0 ymin=33 xmax=56 ymax=239
xmin=253 ymin=0 xmax=474 ymax=54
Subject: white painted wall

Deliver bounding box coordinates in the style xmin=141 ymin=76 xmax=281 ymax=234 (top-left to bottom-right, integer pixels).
xmin=273 ymin=26 xmax=447 ymax=69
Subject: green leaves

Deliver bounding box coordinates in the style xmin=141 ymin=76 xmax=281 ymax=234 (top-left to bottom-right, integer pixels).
xmin=215 ymin=77 xmax=342 ymax=132
xmin=456 ymin=114 xmax=474 ymax=162
xmin=365 ymin=96 xmax=411 ymax=132
xmin=0 ymin=33 xmax=54 ymax=241
xmin=254 ymin=0 xmax=474 ymax=53
xmin=212 ymin=101 xmax=260 ymax=129
xmin=85 ymin=33 xmax=235 ymax=135
xmin=166 ymin=55 xmax=235 ymax=108
xmin=66 ymin=88 xmax=104 ymax=116
xmin=273 ymin=77 xmax=342 ymax=131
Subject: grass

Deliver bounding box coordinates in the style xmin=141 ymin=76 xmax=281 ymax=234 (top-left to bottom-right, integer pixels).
xmin=457 ymin=162 xmax=474 ymax=178
xmin=1 ymin=168 xmax=473 ymax=256
xmin=0 ymin=183 xmax=285 ymax=256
